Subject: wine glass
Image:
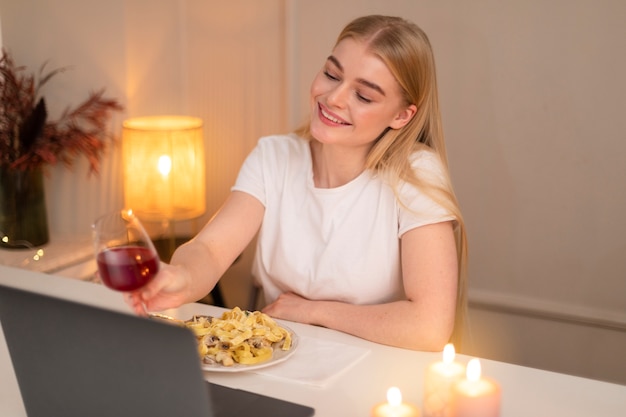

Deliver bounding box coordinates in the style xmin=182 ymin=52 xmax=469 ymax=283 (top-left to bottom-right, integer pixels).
xmin=92 ymin=209 xmax=160 ymax=292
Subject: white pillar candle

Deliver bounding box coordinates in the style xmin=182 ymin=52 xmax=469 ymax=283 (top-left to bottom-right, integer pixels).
xmin=450 ymin=358 xmax=500 ymax=417
xmin=423 ymin=343 xmax=466 ymax=417
xmin=372 ymin=387 xmax=421 ymax=417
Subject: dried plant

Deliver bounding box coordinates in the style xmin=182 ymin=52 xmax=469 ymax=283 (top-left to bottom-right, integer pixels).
xmin=0 ymin=49 xmax=124 ymax=174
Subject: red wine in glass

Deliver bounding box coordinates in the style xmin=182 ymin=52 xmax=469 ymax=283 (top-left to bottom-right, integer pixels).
xmin=92 ymin=209 xmax=160 ymax=293
xmin=96 ymin=246 xmax=159 ymax=291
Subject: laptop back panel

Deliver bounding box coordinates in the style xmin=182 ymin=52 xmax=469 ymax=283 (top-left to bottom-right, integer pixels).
xmin=0 ymin=283 xmax=315 ymax=417
xmin=0 ymin=284 xmax=212 ymax=417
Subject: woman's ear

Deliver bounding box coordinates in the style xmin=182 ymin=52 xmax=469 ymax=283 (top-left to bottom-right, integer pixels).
xmin=389 ymin=104 xmax=417 ymax=130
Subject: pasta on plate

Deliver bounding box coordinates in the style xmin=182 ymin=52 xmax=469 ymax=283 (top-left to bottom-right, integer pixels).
xmin=153 ymin=307 xmax=294 ymax=367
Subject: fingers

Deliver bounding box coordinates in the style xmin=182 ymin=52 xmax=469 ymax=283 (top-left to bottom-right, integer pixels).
xmin=133 ymin=269 xmax=170 ymax=310
xmin=122 ymin=264 xmax=188 ymax=315
xmin=123 ymin=292 xmax=147 ymax=316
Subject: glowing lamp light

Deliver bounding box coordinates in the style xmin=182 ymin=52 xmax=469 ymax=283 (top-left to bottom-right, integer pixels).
xmin=157 ymin=155 xmax=172 ymax=177
xmin=122 ymin=115 xmax=206 ymax=222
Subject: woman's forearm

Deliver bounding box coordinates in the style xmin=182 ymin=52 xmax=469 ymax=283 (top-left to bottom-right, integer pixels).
xmin=169 ymin=239 xmax=227 ymax=304
xmin=264 ymin=292 xmax=455 ymax=351
xmin=310 ymin=299 xmax=454 ymax=351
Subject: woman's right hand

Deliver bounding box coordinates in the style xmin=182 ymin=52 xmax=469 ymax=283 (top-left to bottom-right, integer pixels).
xmin=124 ymin=262 xmax=193 ymax=315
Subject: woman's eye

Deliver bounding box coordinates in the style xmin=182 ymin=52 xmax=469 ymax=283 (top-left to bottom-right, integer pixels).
xmin=323 ymin=70 xmax=339 ymax=81
xmin=356 ymin=93 xmax=372 ymax=103
xmin=322 ymin=70 xmax=372 ymax=103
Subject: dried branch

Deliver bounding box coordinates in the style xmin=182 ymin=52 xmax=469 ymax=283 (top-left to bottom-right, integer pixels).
xmin=0 ymin=49 xmax=124 ymax=174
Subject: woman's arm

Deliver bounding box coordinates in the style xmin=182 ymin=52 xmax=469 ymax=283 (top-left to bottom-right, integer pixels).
xmin=128 ymin=191 xmax=264 ymax=314
xmin=262 ymin=220 xmax=458 ymax=351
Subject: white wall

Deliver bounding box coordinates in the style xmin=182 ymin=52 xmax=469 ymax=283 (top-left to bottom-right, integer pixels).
xmin=2 ymin=0 xmax=625 ymax=384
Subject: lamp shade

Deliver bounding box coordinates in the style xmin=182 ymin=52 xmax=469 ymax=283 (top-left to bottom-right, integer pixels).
xmin=122 ymin=115 xmax=206 ymax=221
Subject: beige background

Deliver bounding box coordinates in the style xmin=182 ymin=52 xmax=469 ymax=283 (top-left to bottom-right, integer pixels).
xmin=1 ymin=0 xmax=624 ymax=384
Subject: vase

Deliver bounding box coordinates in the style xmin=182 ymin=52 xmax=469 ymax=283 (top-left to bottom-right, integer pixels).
xmin=0 ymin=165 xmax=50 ymax=249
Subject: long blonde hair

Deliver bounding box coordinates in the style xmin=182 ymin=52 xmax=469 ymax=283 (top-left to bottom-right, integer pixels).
xmin=297 ymin=15 xmax=468 ymax=348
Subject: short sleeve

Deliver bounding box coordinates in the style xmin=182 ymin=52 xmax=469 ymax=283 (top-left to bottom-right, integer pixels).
xmin=231 ymin=139 xmax=268 ymax=206
xmin=397 ymin=150 xmax=455 ymax=236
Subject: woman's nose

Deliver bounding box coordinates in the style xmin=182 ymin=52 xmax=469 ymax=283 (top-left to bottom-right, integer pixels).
xmin=326 ymin=83 xmax=349 ymax=108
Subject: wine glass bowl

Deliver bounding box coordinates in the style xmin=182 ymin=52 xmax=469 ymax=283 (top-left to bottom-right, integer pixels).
xmin=92 ymin=209 xmax=160 ymax=292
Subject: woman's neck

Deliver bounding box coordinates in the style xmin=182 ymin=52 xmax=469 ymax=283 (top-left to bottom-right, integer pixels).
xmin=309 ymin=140 xmax=370 ymax=188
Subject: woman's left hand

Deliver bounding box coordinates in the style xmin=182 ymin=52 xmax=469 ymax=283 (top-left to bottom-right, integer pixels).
xmin=262 ymin=292 xmax=316 ymax=324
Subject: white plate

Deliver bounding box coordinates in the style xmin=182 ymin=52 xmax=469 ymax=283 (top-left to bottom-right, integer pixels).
xmin=201 ymin=324 xmax=299 ymax=373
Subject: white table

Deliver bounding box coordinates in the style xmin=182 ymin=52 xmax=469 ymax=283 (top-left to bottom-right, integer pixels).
xmin=1 ymin=264 xmax=625 ymax=417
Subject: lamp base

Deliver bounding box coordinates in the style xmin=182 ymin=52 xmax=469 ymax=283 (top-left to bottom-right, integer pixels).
xmin=152 ymin=236 xmax=190 ymax=263
xmin=151 ymin=236 xmax=225 ymax=307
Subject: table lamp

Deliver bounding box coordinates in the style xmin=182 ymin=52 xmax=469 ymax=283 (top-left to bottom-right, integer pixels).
xmin=122 ymin=115 xmax=205 ymax=224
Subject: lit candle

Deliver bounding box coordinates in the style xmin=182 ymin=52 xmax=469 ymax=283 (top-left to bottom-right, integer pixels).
xmin=450 ymin=358 xmax=500 ymax=417
xmin=423 ymin=343 xmax=466 ymax=417
xmin=372 ymin=387 xmax=420 ymax=417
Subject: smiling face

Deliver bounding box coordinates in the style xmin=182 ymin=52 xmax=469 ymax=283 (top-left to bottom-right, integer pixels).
xmin=308 ymin=37 xmax=416 ymax=150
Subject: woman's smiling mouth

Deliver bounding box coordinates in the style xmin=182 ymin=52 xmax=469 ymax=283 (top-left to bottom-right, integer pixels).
xmin=318 ymin=103 xmax=351 ymax=126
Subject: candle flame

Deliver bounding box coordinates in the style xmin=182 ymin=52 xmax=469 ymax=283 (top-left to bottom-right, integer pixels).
xmin=467 ymin=358 xmax=482 ymax=382
xmin=386 ymin=387 xmax=402 ymax=406
xmin=443 ymin=343 xmax=455 ymax=364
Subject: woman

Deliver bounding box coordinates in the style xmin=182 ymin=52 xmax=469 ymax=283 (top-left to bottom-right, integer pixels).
xmin=128 ymin=15 xmax=468 ymax=351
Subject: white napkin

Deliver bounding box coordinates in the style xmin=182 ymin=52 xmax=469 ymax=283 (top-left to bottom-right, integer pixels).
xmin=252 ymin=335 xmax=370 ymax=388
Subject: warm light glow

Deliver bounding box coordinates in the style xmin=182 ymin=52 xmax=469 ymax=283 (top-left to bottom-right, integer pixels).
xmin=122 ymin=115 xmax=206 ymax=221
xmin=157 ymin=155 xmax=172 ymax=177
xmin=386 ymin=387 xmax=402 ymax=406
xmin=1 ymin=236 xmax=8 ymax=243
xmin=467 ymin=358 xmax=482 ymax=382
xmin=443 ymin=343 xmax=455 ymax=364
xmin=32 ymin=249 xmax=44 ymax=261
xmin=121 ymin=209 xmax=134 ymax=222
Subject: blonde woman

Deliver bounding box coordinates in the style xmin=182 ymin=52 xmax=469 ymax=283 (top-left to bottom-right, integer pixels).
xmin=128 ymin=15 xmax=468 ymax=351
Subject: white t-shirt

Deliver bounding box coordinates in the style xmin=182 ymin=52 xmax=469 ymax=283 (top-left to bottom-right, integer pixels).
xmin=232 ymin=134 xmax=453 ymax=305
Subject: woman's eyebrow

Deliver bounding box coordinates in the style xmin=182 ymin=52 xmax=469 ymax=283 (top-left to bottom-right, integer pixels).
xmin=327 ymin=55 xmax=386 ymax=97
xmin=327 ymin=55 xmax=343 ymax=71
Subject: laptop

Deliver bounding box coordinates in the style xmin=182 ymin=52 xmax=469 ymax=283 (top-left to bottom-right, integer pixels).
xmin=0 ymin=283 xmax=314 ymax=417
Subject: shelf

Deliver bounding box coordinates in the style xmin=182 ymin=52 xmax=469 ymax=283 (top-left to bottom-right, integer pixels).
xmin=0 ymin=237 xmax=94 ymax=275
